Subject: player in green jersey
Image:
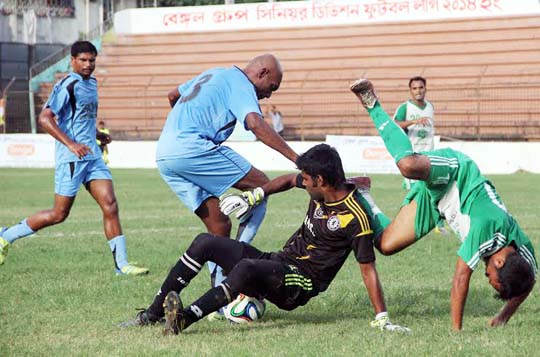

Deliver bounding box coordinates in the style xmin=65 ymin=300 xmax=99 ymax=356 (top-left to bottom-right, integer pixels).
xmin=350 ymin=79 xmax=536 ymax=331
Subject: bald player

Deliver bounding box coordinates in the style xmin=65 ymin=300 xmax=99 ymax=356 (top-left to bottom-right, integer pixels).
xmin=156 ymin=54 xmax=298 ymax=295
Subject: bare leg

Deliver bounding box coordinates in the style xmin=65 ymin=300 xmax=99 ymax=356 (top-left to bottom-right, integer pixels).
xmin=86 ymin=179 xmax=121 ymax=239
xmin=195 ymin=197 xmax=232 ymax=237
xmin=26 ymin=194 xmax=75 ymax=230
xmin=233 ymin=166 xmax=269 ymax=190
xmin=378 ymin=201 xmax=418 ymax=255
xmin=86 ymin=179 xmax=148 ymax=274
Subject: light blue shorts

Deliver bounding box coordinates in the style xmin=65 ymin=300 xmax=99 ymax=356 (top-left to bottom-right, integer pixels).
xmin=157 ymin=146 xmax=251 ymax=212
xmin=55 ymin=159 xmax=112 ymax=197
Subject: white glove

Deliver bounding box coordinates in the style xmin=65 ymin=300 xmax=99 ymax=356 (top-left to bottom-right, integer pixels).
xmin=219 ymin=187 xmax=265 ymax=220
xmin=370 ymin=312 xmax=411 ymax=333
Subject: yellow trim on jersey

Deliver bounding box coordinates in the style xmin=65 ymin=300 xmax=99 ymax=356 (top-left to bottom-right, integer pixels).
xmin=324 ymin=190 xmax=355 ymax=207
xmin=337 ymin=212 xmax=355 ymax=228
xmin=344 ymin=195 xmax=372 ymax=235
xmin=285 ymin=274 xmax=313 ymax=291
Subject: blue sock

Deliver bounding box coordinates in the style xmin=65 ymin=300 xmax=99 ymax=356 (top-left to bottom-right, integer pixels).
xmin=236 ymin=200 xmax=267 ymax=244
xmin=108 ymin=235 xmax=129 ymax=270
xmin=3 ymin=219 xmax=35 ymax=244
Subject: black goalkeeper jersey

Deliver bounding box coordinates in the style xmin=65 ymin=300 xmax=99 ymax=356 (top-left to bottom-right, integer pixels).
xmin=276 ymin=182 xmax=375 ymax=293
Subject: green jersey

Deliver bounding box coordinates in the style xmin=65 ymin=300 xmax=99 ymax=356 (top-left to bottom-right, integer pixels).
xmin=404 ymin=148 xmax=537 ymax=272
xmin=393 ymin=99 xmax=435 ymax=152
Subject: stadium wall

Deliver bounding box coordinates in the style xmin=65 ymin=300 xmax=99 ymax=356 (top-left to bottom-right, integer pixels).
xmin=1 ymin=134 xmax=539 ymax=174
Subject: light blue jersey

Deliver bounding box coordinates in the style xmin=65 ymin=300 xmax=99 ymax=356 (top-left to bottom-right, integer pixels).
xmin=46 ymin=72 xmax=101 ymax=164
xmin=156 ymin=66 xmax=262 ymax=160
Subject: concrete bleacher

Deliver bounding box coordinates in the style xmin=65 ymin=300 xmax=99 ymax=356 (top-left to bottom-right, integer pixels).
xmin=40 ymin=14 xmax=540 ymax=140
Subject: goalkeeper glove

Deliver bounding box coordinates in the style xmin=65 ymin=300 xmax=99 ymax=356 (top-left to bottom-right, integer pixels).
xmin=370 ymin=312 xmax=411 ymax=333
xmin=219 ymin=187 xmax=265 ymax=220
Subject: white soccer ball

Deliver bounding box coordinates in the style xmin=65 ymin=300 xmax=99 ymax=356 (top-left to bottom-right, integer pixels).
xmin=223 ymin=294 xmax=266 ymax=323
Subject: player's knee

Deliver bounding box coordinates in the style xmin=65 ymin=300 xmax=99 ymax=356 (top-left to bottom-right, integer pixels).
xmin=191 ymin=232 xmax=213 ymax=247
xmin=207 ymin=216 xmax=231 ymax=237
xmin=377 ymin=243 xmax=397 ymax=256
xmin=221 ymin=218 xmax=232 ymax=235
xmin=50 ymin=208 xmax=70 ymax=224
xmin=101 ymin=199 xmax=119 ymax=218
xmin=228 ymin=259 xmax=258 ymax=286
xmin=188 ymin=233 xmax=218 ymax=257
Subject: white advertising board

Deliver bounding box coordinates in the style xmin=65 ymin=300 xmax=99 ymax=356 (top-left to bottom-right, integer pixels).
xmin=0 ymin=134 xmax=55 ymax=168
xmin=1 ymin=134 xmax=540 ymax=174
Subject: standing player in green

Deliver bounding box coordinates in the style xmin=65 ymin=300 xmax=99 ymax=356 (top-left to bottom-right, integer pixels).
xmin=393 ymin=76 xmax=447 ymax=234
xmin=393 ymin=76 xmax=435 ymax=189
xmin=350 ymin=79 xmax=536 ymax=330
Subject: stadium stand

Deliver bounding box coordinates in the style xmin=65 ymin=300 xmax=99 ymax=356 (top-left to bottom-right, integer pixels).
xmin=38 ymin=14 xmax=540 ymax=140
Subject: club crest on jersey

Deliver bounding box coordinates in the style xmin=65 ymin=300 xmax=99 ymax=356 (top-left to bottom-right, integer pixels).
xmin=313 ymin=207 xmax=324 ymax=219
xmin=327 ymin=215 xmax=340 ymax=231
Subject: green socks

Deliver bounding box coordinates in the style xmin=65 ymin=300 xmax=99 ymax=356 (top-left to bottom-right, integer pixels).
xmin=368 ymin=102 xmax=414 ymax=163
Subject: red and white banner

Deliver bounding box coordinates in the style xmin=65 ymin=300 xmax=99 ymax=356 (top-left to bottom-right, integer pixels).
xmin=115 ymin=0 xmax=540 ymax=34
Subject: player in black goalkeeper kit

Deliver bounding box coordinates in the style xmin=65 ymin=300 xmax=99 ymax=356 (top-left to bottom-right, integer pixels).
xmin=121 ymin=144 xmax=408 ymax=334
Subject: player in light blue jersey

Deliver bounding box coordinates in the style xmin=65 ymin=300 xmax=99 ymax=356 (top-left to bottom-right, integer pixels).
xmin=155 ymin=54 xmax=298 ymax=312
xmin=0 ymin=41 xmax=148 ymax=276
xmin=350 ymin=79 xmax=536 ymax=330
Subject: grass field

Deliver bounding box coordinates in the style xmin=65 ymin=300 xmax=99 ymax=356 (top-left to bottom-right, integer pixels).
xmin=1 ymin=168 xmax=539 ymax=356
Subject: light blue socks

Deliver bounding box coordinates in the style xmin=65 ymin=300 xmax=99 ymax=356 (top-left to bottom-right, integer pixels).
xmin=2 ymin=219 xmax=35 ymax=244
xmin=108 ymin=235 xmax=129 ymax=269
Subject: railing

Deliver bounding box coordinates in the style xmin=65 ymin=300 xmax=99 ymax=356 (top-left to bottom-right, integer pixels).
xmin=29 ymin=17 xmax=114 ymax=78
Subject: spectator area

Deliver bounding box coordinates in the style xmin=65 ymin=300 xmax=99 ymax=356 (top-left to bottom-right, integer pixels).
xmin=39 ymin=14 xmax=540 ymax=140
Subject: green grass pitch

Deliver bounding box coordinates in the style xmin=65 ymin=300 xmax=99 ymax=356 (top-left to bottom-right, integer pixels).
xmin=0 ymin=168 xmax=539 ymax=355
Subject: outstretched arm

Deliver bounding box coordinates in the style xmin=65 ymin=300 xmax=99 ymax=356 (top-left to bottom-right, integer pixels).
xmin=359 ymin=262 xmax=387 ymax=314
xmin=490 ymin=285 xmax=533 ymax=327
xmin=261 ymin=173 xmax=298 ymax=196
xmin=450 ymin=258 xmax=473 ymax=330
xmin=38 ymin=108 xmax=91 ymax=159
xmin=245 ymin=112 xmax=298 ymax=163
xmin=220 ymin=173 xmax=298 ymax=219
xmin=360 ymin=262 xmax=411 ymax=332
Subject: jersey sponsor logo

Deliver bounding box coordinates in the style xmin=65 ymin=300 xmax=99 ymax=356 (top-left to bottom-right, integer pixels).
xmin=327 ymin=215 xmax=340 ymax=231
xmin=79 ymin=102 xmax=97 ymax=120
xmin=304 ymin=215 xmax=315 ymax=236
xmin=313 ymin=207 xmax=324 ymax=219
xmin=432 ymin=173 xmax=450 ymax=185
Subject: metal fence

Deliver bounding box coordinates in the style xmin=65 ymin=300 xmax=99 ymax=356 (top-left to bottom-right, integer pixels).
xmin=1 ymin=90 xmax=33 ymax=134
xmin=3 ymin=84 xmax=539 ymax=141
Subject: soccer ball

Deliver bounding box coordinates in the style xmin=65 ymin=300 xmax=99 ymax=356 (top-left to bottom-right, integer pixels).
xmin=223 ymin=294 xmax=266 ymax=323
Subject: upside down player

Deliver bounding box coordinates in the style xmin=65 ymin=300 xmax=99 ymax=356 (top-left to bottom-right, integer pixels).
xmin=121 ymin=144 xmax=409 ymax=334
xmin=350 ymin=79 xmax=537 ymax=330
